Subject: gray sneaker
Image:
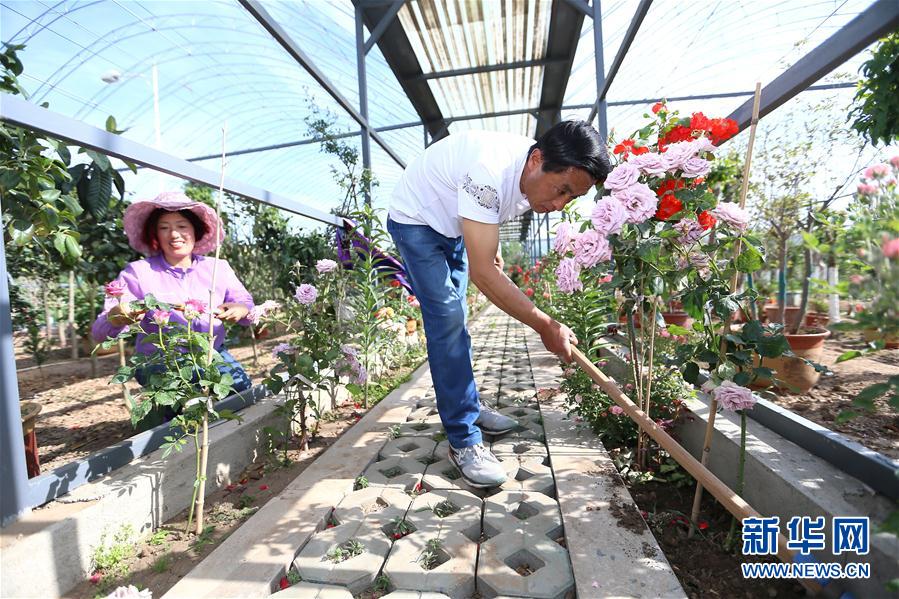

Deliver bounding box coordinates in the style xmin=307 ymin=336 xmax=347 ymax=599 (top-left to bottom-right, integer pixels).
xmin=448 ymin=442 xmax=507 ymax=488
xmin=475 ymin=405 xmax=518 ymax=435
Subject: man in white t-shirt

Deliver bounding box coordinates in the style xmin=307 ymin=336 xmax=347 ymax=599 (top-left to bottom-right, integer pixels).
xmin=387 ymin=120 xmax=610 ymax=488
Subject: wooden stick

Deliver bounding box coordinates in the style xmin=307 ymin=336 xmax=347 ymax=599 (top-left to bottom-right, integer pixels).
xmin=195 ymin=125 xmax=227 ymax=535
xmin=689 ymin=82 xmax=763 ymax=535
xmin=571 ymin=345 xmax=818 ymax=592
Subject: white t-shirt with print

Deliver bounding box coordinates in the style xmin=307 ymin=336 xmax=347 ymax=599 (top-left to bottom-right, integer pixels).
xmin=389 ymin=130 xmax=534 ymax=239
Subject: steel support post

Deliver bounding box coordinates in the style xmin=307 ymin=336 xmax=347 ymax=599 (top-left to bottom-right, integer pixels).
xmin=0 ymin=239 xmax=29 ymax=527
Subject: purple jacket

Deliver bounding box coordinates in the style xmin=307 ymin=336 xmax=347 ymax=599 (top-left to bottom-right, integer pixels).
xmin=92 ymin=254 xmax=255 ymax=355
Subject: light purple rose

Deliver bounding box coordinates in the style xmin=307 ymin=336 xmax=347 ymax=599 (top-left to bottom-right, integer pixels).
xmin=613 ymin=183 xmax=658 ymax=224
xmin=681 ymin=157 xmax=711 ymax=178
xmin=590 ymin=196 xmax=628 ymax=236
xmin=713 ymin=380 xmax=758 ymax=412
xmin=628 ymin=152 xmax=667 ymax=177
xmin=316 ymin=259 xmax=338 ymax=273
xmin=272 ymin=342 xmax=295 ymax=358
xmin=248 ymin=300 xmax=280 ymax=325
xmin=674 ymin=218 xmax=705 ymax=245
xmin=572 ymin=229 xmax=611 ymax=268
xmin=553 ymin=221 xmax=576 ymax=254
xmin=294 ymin=283 xmax=318 ymax=305
xmin=661 ymin=141 xmax=697 ymax=172
xmin=711 ymin=202 xmax=750 ymax=233
xmin=690 ymin=137 xmax=717 ymax=156
xmin=603 ymin=162 xmax=640 ymax=192
xmin=555 ymin=257 xmax=583 ymax=294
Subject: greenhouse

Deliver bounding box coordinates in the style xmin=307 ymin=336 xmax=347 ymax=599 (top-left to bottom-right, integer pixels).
xmin=1 ymin=0 xmax=898 ymax=597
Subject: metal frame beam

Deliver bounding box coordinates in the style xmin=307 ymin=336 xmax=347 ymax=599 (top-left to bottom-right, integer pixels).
xmin=363 ymin=0 xmax=404 ymax=54
xmin=592 ymin=0 xmax=608 ymax=140
xmin=239 ymin=0 xmax=405 ymax=168
xmin=419 ymin=58 xmax=567 ymax=81
xmin=354 ymin=0 xmax=450 ymax=143
xmin=0 ymin=94 xmax=343 ymax=226
xmin=588 ymin=0 xmax=653 ymax=125
xmin=728 ymin=0 xmax=899 ymax=131
xmin=356 ymin=3 xmax=372 ymax=204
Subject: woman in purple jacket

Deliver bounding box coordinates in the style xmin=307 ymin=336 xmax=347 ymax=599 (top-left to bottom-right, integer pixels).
xmin=93 ymin=192 xmax=255 ymax=426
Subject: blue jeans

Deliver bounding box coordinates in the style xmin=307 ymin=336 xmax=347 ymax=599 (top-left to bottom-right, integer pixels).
xmin=387 ymin=217 xmax=481 ymax=449
xmin=134 ymin=347 xmax=252 ymax=430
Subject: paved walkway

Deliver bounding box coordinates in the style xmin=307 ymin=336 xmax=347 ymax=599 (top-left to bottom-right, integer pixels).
xmin=165 ymin=306 xmax=683 ymax=599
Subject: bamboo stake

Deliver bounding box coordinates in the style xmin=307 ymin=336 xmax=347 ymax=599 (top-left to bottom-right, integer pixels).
xmin=688 ymin=82 xmax=763 ymax=536
xmin=195 ymin=125 xmax=227 ymax=535
xmin=570 ymin=345 xmax=819 ymax=593
xmin=118 ymin=338 xmax=131 ymax=407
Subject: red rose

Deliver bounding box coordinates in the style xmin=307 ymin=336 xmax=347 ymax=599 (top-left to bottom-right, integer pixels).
xmin=690 ymin=112 xmax=712 ymax=132
xmin=655 ymin=194 xmax=682 ymax=220
xmin=259 ymin=484 xmax=269 ymax=491
xmin=390 ymin=280 xmax=401 ymax=288
xmin=655 ymin=178 xmax=685 ymax=198
xmin=710 ymin=118 xmax=738 ymax=144
xmin=525 ymin=288 xmax=534 ymax=297
xmin=279 ymin=576 xmax=290 ymax=590
xmin=613 ymin=138 xmax=647 ymax=159
xmin=697 ymin=210 xmax=716 ymax=230
xmin=631 ymin=145 xmax=649 ymax=155
xmin=699 ymin=521 xmax=710 ymax=530
xmin=651 ymin=101 xmax=665 ymax=114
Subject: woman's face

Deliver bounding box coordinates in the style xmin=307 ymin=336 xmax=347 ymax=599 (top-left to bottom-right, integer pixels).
xmin=156 ymin=212 xmax=196 ymax=262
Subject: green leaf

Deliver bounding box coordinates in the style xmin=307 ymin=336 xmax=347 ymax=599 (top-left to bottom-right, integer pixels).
xmin=84 ymin=149 xmax=111 ymax=171
xmin=855 ymin=382 xmax=890 ymax=404
xmin=105 ymin=115 xmax=117 ymax=133
xmin=836 ymin=350 xmax=863 ymax=363
xmin=683 ymin=362 xmax=700 ymax=385
xmin=735 ymin=245 xmax=763 ymax=273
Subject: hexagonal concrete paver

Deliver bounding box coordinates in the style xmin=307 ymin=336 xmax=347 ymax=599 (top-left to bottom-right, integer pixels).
xmin=483 ymin=491 xmax=563 ymax=538
xmin=380 ymin=436 xmax=438 ymax=461
xmin=383 ymin=529 xmax=477 ymax=599
xmin=406 ymin=489 xmax=483 ymax=533
xmin=293 ymin=518 xmax=392 ymax=595
xmin=477 ymin=532 xmax=574 ymax=599
xmin=362 ymin=456 xmax=426 ymax=492
xmin=269 ymin=581 xmax=354 ymax=598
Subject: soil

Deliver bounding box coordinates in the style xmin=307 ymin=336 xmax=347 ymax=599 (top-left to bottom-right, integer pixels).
xmin=625 ymin=479 xmax=808 ymax=599
xmin=17 ymin=333 xmax=288 ymax=473
xmin=767 ymin=332 xmax=899 ymax=460
xmin=65 ymin=402 xmax=362 ymax=598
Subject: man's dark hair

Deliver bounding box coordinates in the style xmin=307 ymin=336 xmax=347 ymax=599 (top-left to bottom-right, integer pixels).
xmin=529 ymin=120 xmax=610 ymax=182
xmin=143 ymin=208 xmax=207 ymax=250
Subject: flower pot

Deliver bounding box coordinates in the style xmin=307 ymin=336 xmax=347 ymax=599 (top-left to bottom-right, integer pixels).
xmin=863 ymin=329 xmax=899 ymax=350
xmin=804 ymin=312 xmax=830 ymax=328
xmin=662 ymin=311 xmax=693 ymax=328
xmin=763 ymin=305 xmax=802 ymax=330
xmin=752 ymin=328 xmax=831 ymax=393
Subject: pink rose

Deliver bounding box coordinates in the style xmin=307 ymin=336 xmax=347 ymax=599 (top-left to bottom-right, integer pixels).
xmin=572 ymin=229 xmax=612 ymax=268
xmin=104 ymin=280 xmax=127 ymax=298
xmin=713 ymin=381 xmax=758 ymax=411
xmin=598 ymin=274 xmax=613 ymax=284
xmin=857 ymin=183 xmax=878 ymax=196
xmin=609 ymin=405 xmax=624 ymax=415
xmin=555 ymin=257 xmax=583 ymax=294
xmin=629 ymin=152 xmax=667 ymax=177
xmin=680 ymin=157 xmax=711 ymax=178
xmin=849 ymin=274 xmax=864 ymax=285
xmin=710 ymin=202 xmax=749 ymax=233
xmin=603 ymin=162 xmax=640 ymax=192
xmin=591 ymin=196 xmax=628 ymax=236
xmin=883 ymin=238 xmax=899 ymax=259
xmin=574 ymin=394 xmax=584 ymax=404
xmin=151 ymin=309 xmax=171 ymax=326
xmin=613 ymin=183 xmax=657 ymax=224
xmin=863 ymin=164 xmax=890 ymax=179
xmin=890 ymin=156 xmax=899 ymax=169
xmin=182 ymin=298 xmax=208 ymax=320
xmin=249 ymin=300 xmax=281 ymax=324
xmin=553 ymin=221 xmax=576 ymax=254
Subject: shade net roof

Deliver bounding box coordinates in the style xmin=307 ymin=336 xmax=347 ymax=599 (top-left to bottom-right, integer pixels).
xmin=0 ymin=0 xmax=884 ymax=231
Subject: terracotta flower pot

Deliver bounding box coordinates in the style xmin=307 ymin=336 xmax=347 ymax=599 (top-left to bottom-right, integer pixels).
xmin=763 ymin=305 xmax=802 ymax=330
xmin=753 ymin=328 xmax=831 ymax=393
xmin=662 ymin=311 xmax=693 ymax=328
xmin=863 ymin=329 xmax=899 ymax=350
xmin=804 ymin=312 xmax=830 ymax=328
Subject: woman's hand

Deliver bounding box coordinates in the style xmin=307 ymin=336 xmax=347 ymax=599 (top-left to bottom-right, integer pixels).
xmin=216 ymin=302 xmax=250 ymax=323
xmin=107 ymin=302 xmax=145 ymax=327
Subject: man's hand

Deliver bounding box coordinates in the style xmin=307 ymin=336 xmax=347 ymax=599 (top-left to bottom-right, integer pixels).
xmin=217 ymin=303 xmax=250 ymax=322
xmin=539 ymin=319 xmax=579 ymax=363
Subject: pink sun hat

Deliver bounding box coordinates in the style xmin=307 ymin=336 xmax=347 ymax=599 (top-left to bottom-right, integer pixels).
xmin=123 ymin=191 xmax=225 ymax=255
